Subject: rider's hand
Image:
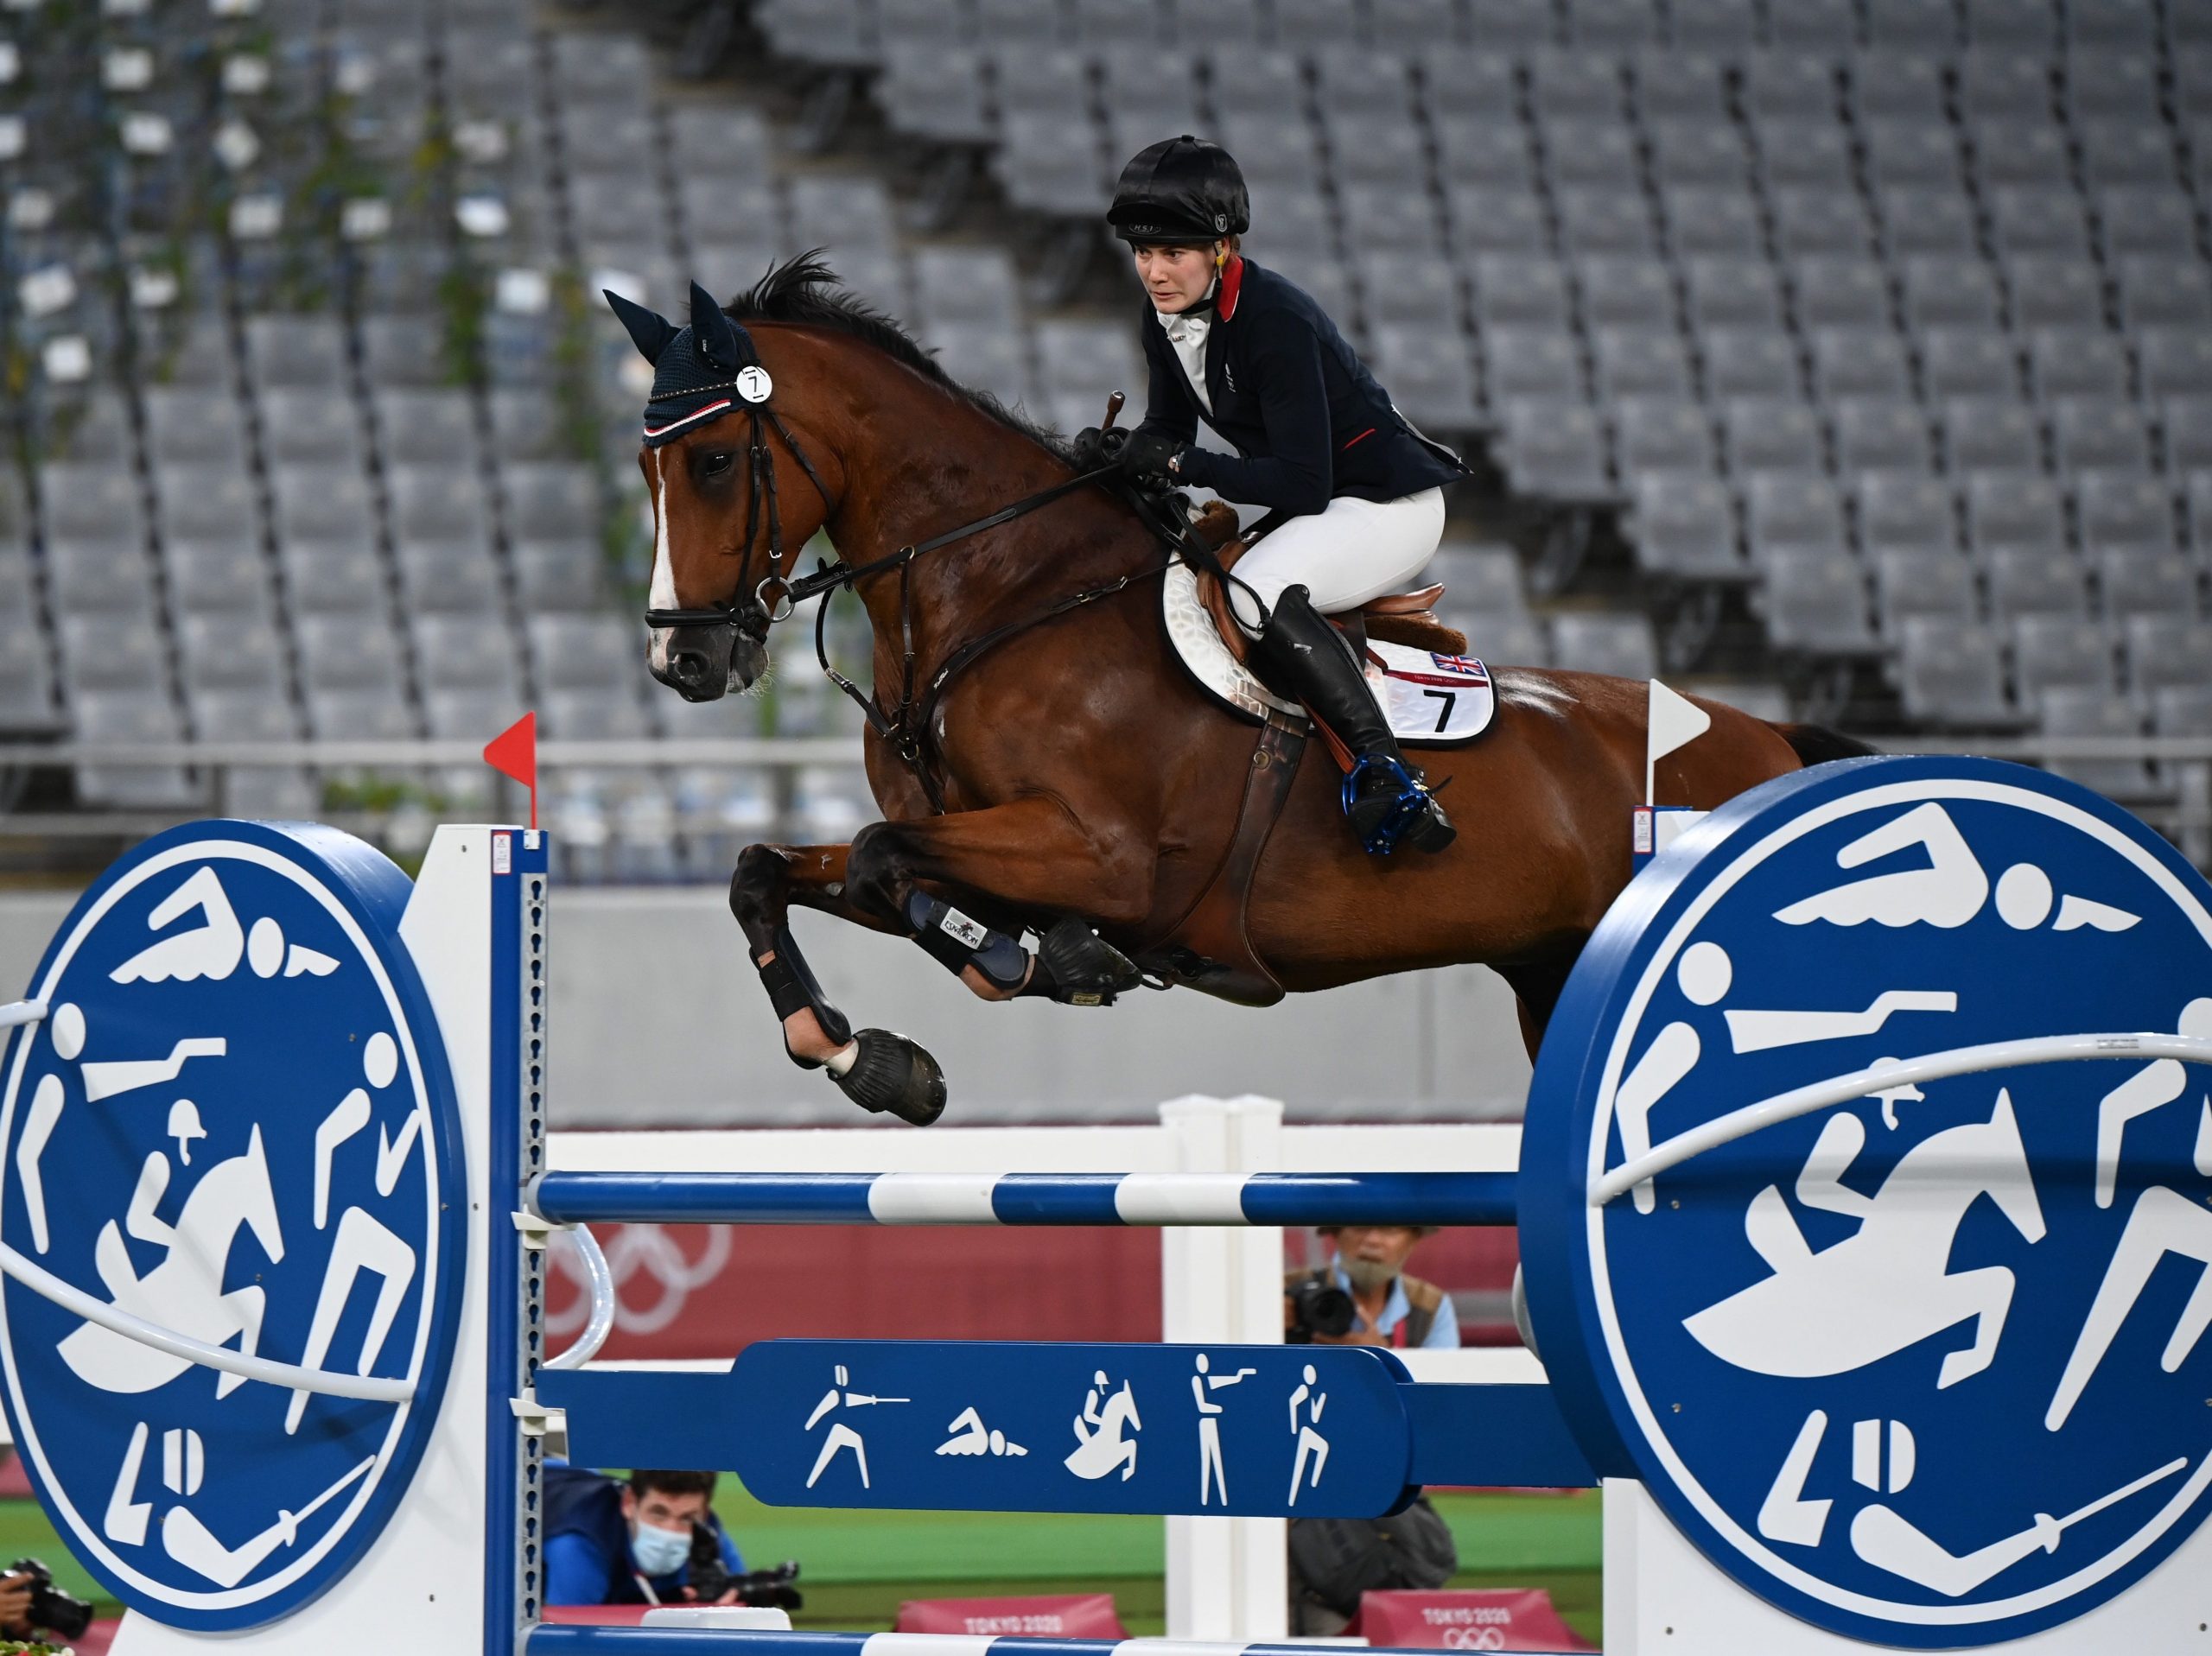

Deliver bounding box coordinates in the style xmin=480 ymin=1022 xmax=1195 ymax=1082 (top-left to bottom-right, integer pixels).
xmin=1118 ymin=428 xmax=1180 ymax=481
xmin=1071 ymin=426 xmax=1129 ymax=471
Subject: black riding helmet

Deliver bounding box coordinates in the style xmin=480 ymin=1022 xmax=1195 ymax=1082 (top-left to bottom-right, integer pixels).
xmin=1107 ymin=135 xmax=1249 ymax=245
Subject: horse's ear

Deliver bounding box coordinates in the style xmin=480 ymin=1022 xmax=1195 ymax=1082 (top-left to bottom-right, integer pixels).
xmin=605 ymin=289 xmax=678 ymax=365
xmin=690 ymin=279 xmax=747 ymax=371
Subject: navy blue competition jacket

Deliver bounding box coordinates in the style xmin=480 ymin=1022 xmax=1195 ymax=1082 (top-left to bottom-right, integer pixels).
xmin=1132 ymin=256 xmax=1465 ymax=516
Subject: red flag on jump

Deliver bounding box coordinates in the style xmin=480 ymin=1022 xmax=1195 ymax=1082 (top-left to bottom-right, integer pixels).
xmin=483 ymin=711 xmax=537 ymax=831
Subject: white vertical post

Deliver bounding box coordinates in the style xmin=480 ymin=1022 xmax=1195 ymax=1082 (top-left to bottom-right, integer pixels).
xmin=1159 ymin=1094 xmax=1288 ymax=1643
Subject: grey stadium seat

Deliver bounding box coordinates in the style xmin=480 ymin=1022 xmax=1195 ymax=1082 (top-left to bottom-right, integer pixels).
xmin=2077 ymin=471 xmax=2177 ymax=553
xmin=243 ymin=315 xmax=349 ymax=390
xmin=1316 ymin=51 xmax=1417 ymax=117
xmin=412 ymin=615 xmax=522 ymax=695
xmin=295 ymin=612 xmax=405 ymax=693
xmin=2005 ymin=255 xmax=2107 ymax=331
xmin=1858 ymin=472 xmax=1957 ymax=552
xmin=1791 ymin=257 xmax=1891 ymax=330
xmin=1529 ymin=50 xmax=1624 ymax=120
xmin=990 ymin=47 xmax=1089 ymax=116
xmin=2152 ymin=684 xmax=2212 ymax=735
xmin=1436 ymin=122 xmax=1538 ymax=191
xmin=2191 ymin=470 xmax=2212 ymax=559
xmin=1896 ymin=616 xmax=2017 ymax=725
xmin=1770 ymin=0 xmax=1857 ymax=48
xmin=394 ymin=543 xmax=504 ymax=615
xmin=1483 ymin=327 xmax=1586 ymax=401
xmin=1968 ymin=119 xmax=2069 ymax=193
xmin=529 ymin=613 xmax=641 ymax=692
xmin=1751 ymin=116 xmax=1854 ymax=191
xmin=1959 ymin=54 xmax=2054 ymax=123
xmin=387 ymin=464 xmax=493 ymax=544
xmin=2094 ymin=185 xmax=2199 ymax=258
xmin=2166 ymin=397 xmax=2212 ymax=475
xmin=259 ymin=388 xmax=367 ymax=466
xmin=1942 ymin=396 xmax=2044 ymax=474
xmin=1967 ymin=473 xmax=2069 ymax=554
xmin=425 ymin=688 xmax=531 ymax=743
xmin=44 ymin=538 xmax=157 ymax=624
xmin=142 ymin=388 xmax=249 ymax=466
xmin=375 ymin=389 xmax=480 ymax=467
xmin=1988 ymin=186 xmax=2092 ymax=257
xmin=1447 ymin=186 xmax=1549 ymax=255
xmin=2038 ymin=688 xmax=2156 ymax=798
xmin=2139 ymin=327 xmax=2212 ymax=398
xmin=1592 ymin=325 xmax=1693 ymax=397
xmin=1740 ymin=53 xmax=1837 ymax=124
xmin=1669 ymin=0 xmax=1757 ymax=50
xmin=359 ymin=317 xmax=451 ymax=390
xmin=178 ymin=612 xmax=288 ymax=695
xmin=1646 ymin=119 xmax=1745 ymax=187
xmin=1872 ymin=547 xmax=1978 ymax=637
xmin=1579 ymin=257 xmax=1678 ymax=327
xmin=71 ymin=691 xmax=201 ymax=809
xmin=154 ymin=466 xmax=258 ymax=542
xmin=2075 ymin=120 xmax=2177 ymax=189
xmin=1378 ymin=0 xmax=1477 ymax=49
xmin=1966 ymin=0 xmax=2058 ymax=51
xmin=874 ymin=47 xmax=991 ymax=144
xmin=2118 ymin=257 xmax=2212 ymax=328
xmin=1758 ymin=548 xmax=1879 ymax=653
xmin=1474 ymin=255 xmax=1573 ymax=328
xmin=1627 ymin=471 xmax=1747 ymax=580
xmin=1330 ymin=115 xmax=1431 ymax=191
xmin=1099 ymin=48 xmax=1200 ymax=125
xmin=1810 ymin=326 xmax=1911 ymax=398
xmin=1542 ymin=118 xmax=1643 ymax=189
xmin=2029 ymin=328 xmax=2132 ymax=400
xmin=1422 ymin=542 xmax=1528 ymax=612
xmin=1499 ymin=397 xmax=1613 ymax=501
xmin=58 ymin=616 xmax=166 ymax=695
xmin=280 ymin=533 xmax=388 ymax=613
xmin=1902 ymin=256 xmax=2001 ymax=331
xmin=1662 ymin=186 xmax=1763 ymax=256
xmin=1683 ymin=257 xmax=1781 ymax=329
xmin=1569 ymin=0 xmax=1662 ymax=48
xmin=1374 ymin=325 xmax=1479 ymax=429
xmin=1876 ymin=186 xmax=1979 ymax=256
xmin=540 ymin=688 xmax=652 ymax=742
xmin=1770 ymin=187 xmax=1875 ymax=256
xmin=37 ymin=464 xmax=143 ymax=542
xmin=1746 ymin=473 xmax=1848 ymax=562
xmin=2010 ymin=615 xmax=2116 ymax=705
xmin=2093 ymin=545 xmax=2197 ymax=616
xmin=1861 ymin=118 xmax=1962 ymax=190
xmin=504 ymin=463 xmax=600 ymax=543
xmin=512 ymin=539 xmax=605 ymax=612
xmin=930 ymin=324 xmax=1031 ymax=408
xmin=2052 ymin=397 xmax=2152 ymax=473
xmin=1702 ymin=327 xmax=1802 ymax=399
xmin=1633 ymin=51 xmax=1731 ymax=122
xmin=1340 ymin=185 xmax=1445 ymax=252
xmin=0 ymin=609 xmax=53 ymax=724
xmin=1724 ymin=397 xmax=1824 ymax=476
xmin=166 ymin=541 xmax=272 ymax=616
xmin=2122 ymin=615 xmax=2212 ymax=701
xmin=1984 ymin=545 xmax=2090 ymax=619
xmin=1852 ymin=47 xmax=1948 ymax=114
xmin=307 ymin=690 xmax=422 ymax=740
xmin=1922 ymin=327 xmax=2021 ymax=399
xmin=790 ymin=177 xmax=897 ymax=252
xmin=1614 ymin=397 xmax=1716 ymax=476
xmin=994 ymin=112 xmax=1104 ymax=215
xmin=1554 ymin=187 xmax=1655 ymax=256
xmin=1549 ymin=612 xmax=1658 ymax=678
xmin=1834 ymin=397 xmax=1935 ymax=475
xmin=1362 ymin=257 xmax=1460 ymax=332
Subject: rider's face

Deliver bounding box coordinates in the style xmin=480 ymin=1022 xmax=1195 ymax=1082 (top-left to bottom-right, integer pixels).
xmin=1133 ymin=243 xmax=1223 ymax=313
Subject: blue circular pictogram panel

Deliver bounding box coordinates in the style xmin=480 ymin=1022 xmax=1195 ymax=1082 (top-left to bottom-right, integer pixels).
xmin=1522 ymin=758 xmax=2212 ymax=1646
xmin=0 ymin=822 xmax=464 ymax=1630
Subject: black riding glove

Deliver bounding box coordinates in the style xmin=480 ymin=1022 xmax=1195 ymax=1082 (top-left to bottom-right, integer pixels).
xmin=1117 ymin=428 xmax=1182 ymax=483
xmin=1071 ymin=426 xmax=1129 ymax=471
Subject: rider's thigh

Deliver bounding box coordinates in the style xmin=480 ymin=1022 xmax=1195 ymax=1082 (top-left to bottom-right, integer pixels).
xmin=1229 ymin=487 xmax=1446 ymax=632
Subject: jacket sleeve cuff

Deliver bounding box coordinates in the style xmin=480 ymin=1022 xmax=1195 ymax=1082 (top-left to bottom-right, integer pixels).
xmin=1173 ymin=447 xmax=1217 ymax=487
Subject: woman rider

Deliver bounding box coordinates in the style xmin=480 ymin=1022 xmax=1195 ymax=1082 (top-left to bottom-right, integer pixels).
xmin=1078 ymin=135 xmax=1465 ymax=857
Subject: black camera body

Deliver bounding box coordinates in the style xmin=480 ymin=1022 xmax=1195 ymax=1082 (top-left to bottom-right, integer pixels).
xmin=8 ymin=1557 xmax=92 ymax=1640
xmin=1284 ymin=1277 xmax=1357 ymax=1344
xmin=685 ymin=1524 xmax=802 ymax=1611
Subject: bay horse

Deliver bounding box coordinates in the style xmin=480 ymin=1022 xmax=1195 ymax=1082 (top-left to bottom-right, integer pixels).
xmin=623 ymin=257 xmax=1864 ymax=1125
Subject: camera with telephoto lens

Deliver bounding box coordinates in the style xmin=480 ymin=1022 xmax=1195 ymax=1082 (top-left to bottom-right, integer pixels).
xmin=7 ymin=1558 xmax=92 ymax=1640
xmin=685 ymin=1526 xmax=803 ymax=1610
xmin=1284 ymin=1278 xmax=1357 ymax=1344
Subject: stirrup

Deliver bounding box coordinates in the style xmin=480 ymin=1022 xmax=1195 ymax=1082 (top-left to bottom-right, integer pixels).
xmin=1342 ymin=755 xmax=1455 ymax=857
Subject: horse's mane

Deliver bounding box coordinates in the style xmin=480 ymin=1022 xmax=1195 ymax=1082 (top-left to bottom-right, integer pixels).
xmin=729 ymin=251 xmax=1076 ymax=461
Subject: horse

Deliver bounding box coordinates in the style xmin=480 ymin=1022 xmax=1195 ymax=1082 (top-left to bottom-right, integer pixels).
xmin=624 ymin=256 xmax=1867 ymax=1126
xmin=61 ymin=1125 xmax=284 ymax=1397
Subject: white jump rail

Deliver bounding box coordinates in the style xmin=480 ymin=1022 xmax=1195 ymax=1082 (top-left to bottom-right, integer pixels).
xmin=1592 ymin=1031 xmax=2212 ymax=1207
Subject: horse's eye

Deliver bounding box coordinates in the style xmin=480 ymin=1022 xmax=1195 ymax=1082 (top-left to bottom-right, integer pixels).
xmin=700 ymin=450 xmax=734 ymax=479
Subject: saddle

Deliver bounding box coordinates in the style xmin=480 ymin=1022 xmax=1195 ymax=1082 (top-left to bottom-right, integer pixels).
xmin=1184 ymin=500 xmax=1470 ymax=664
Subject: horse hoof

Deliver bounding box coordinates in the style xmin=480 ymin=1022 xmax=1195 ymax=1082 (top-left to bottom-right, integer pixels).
xmin=835 ymin=1029 xmax=948 ymax=1126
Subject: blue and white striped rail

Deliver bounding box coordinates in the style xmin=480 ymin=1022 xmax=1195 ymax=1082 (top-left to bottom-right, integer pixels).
xmin=527 ymin=1628 xmax=1583 ymax=1656
xmin=528 ymin=1170 xmax=1516 ymax=1228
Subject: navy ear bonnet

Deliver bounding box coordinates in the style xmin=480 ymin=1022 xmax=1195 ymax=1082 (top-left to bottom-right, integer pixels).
xmin=605 ymin=281 xmax=775 ymax=448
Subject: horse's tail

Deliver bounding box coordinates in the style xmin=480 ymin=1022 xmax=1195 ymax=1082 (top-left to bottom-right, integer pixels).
xmin=1768 ymin=721 xmax=1878 ymax=770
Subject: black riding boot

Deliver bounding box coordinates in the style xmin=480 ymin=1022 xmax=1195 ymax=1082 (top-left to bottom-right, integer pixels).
xmin=1250 ymin=585 xmax=1456 ymax=855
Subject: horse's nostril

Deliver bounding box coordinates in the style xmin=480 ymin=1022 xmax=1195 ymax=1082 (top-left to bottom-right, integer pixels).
xmin=672 ymin=650 xmax=710 ymax=686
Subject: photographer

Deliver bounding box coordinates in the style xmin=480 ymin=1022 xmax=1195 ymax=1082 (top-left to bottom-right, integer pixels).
xmin=0 ymin=1558 xmax=93 ymax=1644
xmin=543 ymin=1463 xmax=766 ymax=1608
xmin=1283 ymin=1223 xmax=1459 ymax=1349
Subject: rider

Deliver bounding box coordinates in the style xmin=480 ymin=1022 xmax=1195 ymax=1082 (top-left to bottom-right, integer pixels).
xmin=1079 ymin=135 xmax=1465 ymax=856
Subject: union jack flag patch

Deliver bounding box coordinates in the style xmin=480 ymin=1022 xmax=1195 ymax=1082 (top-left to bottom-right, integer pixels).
xmin=1427 ymin=652 xmax=1491 ymax=681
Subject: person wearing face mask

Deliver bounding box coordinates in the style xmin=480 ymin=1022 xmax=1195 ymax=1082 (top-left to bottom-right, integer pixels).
xmin=1284 ymin=1222 xmax=1459 ymax=1349
xmin=543 ymin=1462 xmax=747 ymax=1607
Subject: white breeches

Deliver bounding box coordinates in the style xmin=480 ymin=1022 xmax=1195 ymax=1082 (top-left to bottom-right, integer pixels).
xmin=1229 ymin=487 xmax=1446 ymax=635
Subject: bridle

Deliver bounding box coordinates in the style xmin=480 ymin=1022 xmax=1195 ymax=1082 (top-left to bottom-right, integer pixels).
xmin=641 ymin=391 xmax=1157 ymax=812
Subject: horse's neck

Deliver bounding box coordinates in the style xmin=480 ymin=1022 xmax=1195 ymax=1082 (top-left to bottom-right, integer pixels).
xmin=832 ymin=397 xmax=1154 ymax=668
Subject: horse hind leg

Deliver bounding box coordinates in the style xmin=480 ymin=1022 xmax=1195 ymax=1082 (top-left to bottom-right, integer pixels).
xmin=1499 ymin=942 xmax=1586 ymax=1063
xmin=1936 ymin=1266 xmax=2017 ymax=1390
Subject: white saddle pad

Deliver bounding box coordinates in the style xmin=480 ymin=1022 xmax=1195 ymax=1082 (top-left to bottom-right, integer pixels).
xmin=1161 ymin=561 xmax=1497 ymax=746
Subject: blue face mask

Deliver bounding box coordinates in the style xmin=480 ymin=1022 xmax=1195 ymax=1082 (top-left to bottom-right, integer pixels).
xmin=630 ymin=1517 xmax=692 ymax=1579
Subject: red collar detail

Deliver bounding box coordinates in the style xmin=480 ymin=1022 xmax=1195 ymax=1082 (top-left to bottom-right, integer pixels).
xmin=1217 ymin=255 xmax=1244 ymax=321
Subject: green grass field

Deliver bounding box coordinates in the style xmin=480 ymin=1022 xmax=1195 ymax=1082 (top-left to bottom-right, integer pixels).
xmin=0 ymin=1488 xmax=1603 ymax=1646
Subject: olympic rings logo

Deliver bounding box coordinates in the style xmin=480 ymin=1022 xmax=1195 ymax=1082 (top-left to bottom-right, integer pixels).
xmin=545 ymin=1224 xmax=734 ymax=1336
xmin=1437 ymin=1627 xmax=1508 ymax=1650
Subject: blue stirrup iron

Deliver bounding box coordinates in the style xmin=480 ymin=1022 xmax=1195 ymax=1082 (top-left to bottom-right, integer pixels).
xmin=1342 ymin=753 xmax=1441 ymax=856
